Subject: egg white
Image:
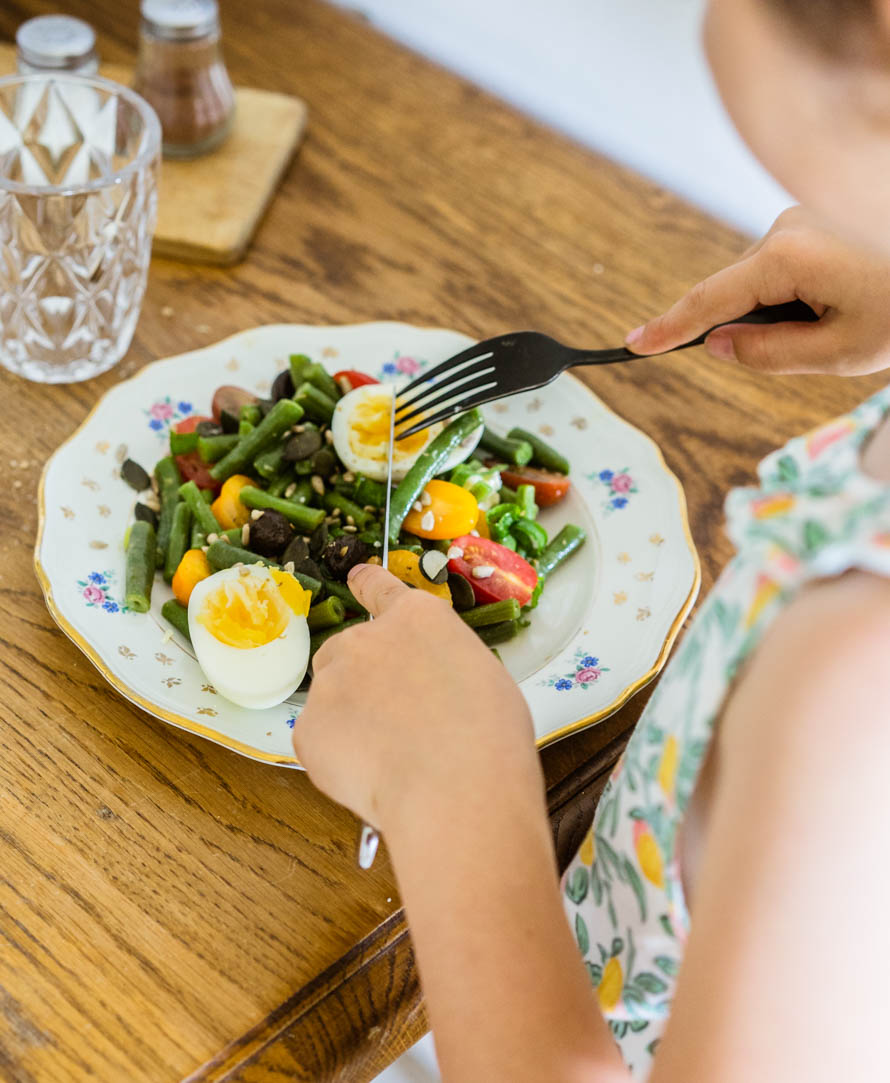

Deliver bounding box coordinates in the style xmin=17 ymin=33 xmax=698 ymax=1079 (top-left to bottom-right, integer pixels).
xmin=331 ymin=383 xmax=482 ymax=483
xmin=187 ymin=566 xmax=310 ymax=710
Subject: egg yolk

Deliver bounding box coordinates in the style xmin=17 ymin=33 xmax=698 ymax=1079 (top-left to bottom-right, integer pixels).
xmin=349 ymin=394 xmax=431 ymax=461
xmin=197 ymin=570 xmax=311 ymax=648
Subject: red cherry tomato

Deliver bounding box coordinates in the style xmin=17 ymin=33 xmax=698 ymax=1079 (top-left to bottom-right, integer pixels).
xmin=447 ymin=534 xmax=538 ymax=607
xmin=333 ymin=369 xmax=379 ymax=393
xmin=173 ymin=416 xmax=219 ymax=491
xmin=498 ymin=465 xmax=570 ymax=508
xmin=174 ymin=415 xmax=213 ymax=434
xmin=211 ymin=385 xmax=257 ymax=424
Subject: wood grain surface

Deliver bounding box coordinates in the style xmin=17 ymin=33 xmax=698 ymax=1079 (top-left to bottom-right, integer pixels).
xmin=0 ymin=1 xmax=884 ymax=1080
xmin=0 ymin=45 xmax=308 ymax=265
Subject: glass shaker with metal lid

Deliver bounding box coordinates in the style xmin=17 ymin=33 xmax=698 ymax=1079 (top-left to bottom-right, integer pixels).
xmin=133 ymin=0 xmax=235 ymax=159
xmin=16 ymin=15 xmax=99 ymax=76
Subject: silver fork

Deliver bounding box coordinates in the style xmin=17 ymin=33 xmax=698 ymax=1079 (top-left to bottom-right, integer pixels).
xmin=394 ymin=300 xmax=818 ymax=438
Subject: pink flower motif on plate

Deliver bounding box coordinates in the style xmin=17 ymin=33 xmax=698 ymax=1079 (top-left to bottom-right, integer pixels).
xmin=576 ymin=666 xmax=602 ymax=683
xmin=149 ymin=401 xmax=174 ymax=421
xmin=83 ymin=584 xmax=105 ymax=604
xmin=610 ymin=473 xmax=633 ymax=494
xmin=396 ymin=355 xmax=421 ymax=375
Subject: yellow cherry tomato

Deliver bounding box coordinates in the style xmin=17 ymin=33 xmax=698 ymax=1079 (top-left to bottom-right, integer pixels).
xmin=475 ymin=503 xmax=490 ymax=539
xmin=171 ymin=548 xmax=212 ymax=606
xmin=211 ymin=473 xmax=253 ymax=529
xmin=386 ymin=549 xmax=452 ymax=603
xmin=402 ymin=480 xmax=479 ymax=540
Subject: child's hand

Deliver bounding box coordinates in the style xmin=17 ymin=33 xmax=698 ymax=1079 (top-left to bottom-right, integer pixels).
xmin=625 ymin=207 xmax=890 ymax=375
xmin=293 ymin=564 xmax=541 ymax=831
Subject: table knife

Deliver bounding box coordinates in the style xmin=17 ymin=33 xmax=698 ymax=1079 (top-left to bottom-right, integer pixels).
xmin=356 ymin=384 xmax=397 ymax=870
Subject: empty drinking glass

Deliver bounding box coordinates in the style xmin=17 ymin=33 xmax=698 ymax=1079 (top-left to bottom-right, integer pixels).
xmin=0 ymin=74 xmax=160 ymax=383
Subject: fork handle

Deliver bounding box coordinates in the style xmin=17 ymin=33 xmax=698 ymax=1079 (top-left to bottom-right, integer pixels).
xmin=580 ymin=299 xmax=819 ymax=364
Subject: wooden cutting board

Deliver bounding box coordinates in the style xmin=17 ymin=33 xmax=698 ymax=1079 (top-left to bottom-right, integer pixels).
xmin=0 ymin=43 xmax=308 ymax=265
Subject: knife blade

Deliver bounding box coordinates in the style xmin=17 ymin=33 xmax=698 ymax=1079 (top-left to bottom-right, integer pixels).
xmin=356 ymin=383 xmax=397 ymax=870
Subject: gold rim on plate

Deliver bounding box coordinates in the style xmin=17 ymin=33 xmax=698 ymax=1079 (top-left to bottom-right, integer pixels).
xmin=34 ymin=328 xmax=701 ymax=768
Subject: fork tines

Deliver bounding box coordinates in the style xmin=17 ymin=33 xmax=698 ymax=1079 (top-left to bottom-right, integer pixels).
xmin=394 ymin=343 xmax=498 ymax=439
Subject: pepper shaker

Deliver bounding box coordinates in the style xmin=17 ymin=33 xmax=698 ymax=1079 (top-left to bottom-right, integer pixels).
xmin=133 ymin=0 xmax=235 ymax=159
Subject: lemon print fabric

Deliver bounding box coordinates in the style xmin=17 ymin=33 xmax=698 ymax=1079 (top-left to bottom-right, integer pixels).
xmin=560 ymin=382 xmax=890 ymax=1079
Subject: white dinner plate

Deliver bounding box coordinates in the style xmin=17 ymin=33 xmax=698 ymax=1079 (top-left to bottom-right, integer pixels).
xmin=35 ymin=323 xmax=700 ymax=767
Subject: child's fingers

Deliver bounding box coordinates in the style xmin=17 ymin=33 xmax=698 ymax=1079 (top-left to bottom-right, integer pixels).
xmin=625 ymin=255 xmax=773 ymax=356
xmin=704 ymin=319 xmax=843 ymax=374
xmin=347 ymin=563 xmax=409 ymax=617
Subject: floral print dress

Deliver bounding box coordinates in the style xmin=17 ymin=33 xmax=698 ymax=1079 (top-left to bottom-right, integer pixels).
xmin=562 ymin=385 xmax=890 ymax=1078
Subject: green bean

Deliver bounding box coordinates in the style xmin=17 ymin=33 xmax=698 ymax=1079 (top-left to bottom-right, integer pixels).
xmin=239 ymin=402 xmax=262 ymax=427
xmin=219 ymin=527 xmax=243 ymax=544
xmin=287 ymin=479 xmax=315 ymax=505
xmin=388 ymin=408 xmax=484 ymax=545
xmin=238 ymin=418 xmax=255 ymax=436
xmin=475 ymin=620 xmax=520 ymax=647
xmin=161 ymin=599 xmax=191 ymax=643
xmin=197 ymin=433 xmax=239 ymax=463
xmin=238 ymin=486 xmax=325 ymax=531
xmin=178 ymin=480 xmax=221 ymax=535
xmin=125 ymin=520 xmax=156 ymax=612
xmin=206 ymin=539 xmax=278 ymax=571
xmin=169 ymin=430 xmax=198 ymax=455
xmin=353 ymin=474 xmax=387 ymax=508
xmin=460 ymin=598 xmax=520 ymax=628
xmin=255 ymin=444 xmax=286 ymax=479
xmin=322 ymin=578 xmax=368 ymax=615
xmin=294 ymin=381 xmax=336 ymax=424
xmin=478 ymin=427 xmax=533 ymax=466
xmin=322 ymin=491 xmax=372 ymax=529
xmin=200 ymin=488 xmax=214 ymax=504
xmin=537 ymin=524 xmax=586 ymax=579
xmin=309 ymin=616 xmax=368 ymax=660
xmin=516 ymin=484 xmax=538 ymax=520
xmin=511 ymin=518 xmax=548 ymax=556
xmin=190 ymin=522 xmax=206 ymax=549
xmin=267 ymin=472 xmax=294 ymax=497
xmin=304 ymin=361 xmax=342 ymax=402
xmin=163 ymin=501 xmax=192 ymax=582
xmin=154 ymin=455 xmax=182 ymax=566
xmin=498 ymin=484 xmax=518 ymax=503
xmin=210 ymin=399 xmax=305 ymax=482
xmin=307 ymin=595 xmax=346 ymax=632
xmin=288 ymin=352 xmax=314 ymax=388
xmin=507 ymin=427 xmax=570 ymax=475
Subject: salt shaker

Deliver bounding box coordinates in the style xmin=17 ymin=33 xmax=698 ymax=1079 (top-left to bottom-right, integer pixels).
xmin=16 ymin=15 xmax=99 ymax=76
xmin=133 ymin=0 xmax=235 ymax=159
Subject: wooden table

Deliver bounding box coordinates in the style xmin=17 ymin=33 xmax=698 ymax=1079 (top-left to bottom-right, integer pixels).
xmin=0 ymin=2 xmax=882 ymax=1080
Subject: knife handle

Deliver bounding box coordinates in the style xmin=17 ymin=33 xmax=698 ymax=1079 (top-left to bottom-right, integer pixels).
xmin=357 ymin=823 xmax=380 ymax=868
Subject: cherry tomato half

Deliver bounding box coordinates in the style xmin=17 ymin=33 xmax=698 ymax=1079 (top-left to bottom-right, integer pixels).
xmin=174 ymin=416 xmax=219 ymax=491
xmin=333 ymin=369 xmax=379 ymax=393
xmin=447 ymin=534 xmax=538 ymax=607
xmin=498 ymin=464 xmax=570 ymax=508
xmin=403 ymin=480 xmax=479 ymax=539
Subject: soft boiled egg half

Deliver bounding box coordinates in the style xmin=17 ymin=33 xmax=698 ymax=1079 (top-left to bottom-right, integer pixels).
xmin=331 ymin=383 xmax=483 ymax=483
xmin=187 ymin=565 xmax=312 ymax=710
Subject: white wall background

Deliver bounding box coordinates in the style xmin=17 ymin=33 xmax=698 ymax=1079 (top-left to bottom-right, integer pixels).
xmin=329 ymin=0 xmax=793 ymax=237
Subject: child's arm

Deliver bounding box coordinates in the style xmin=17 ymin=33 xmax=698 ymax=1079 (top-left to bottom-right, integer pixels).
xmin=295 ymin=566 xmax=629 ymax=1082
xmin=652 ymin=571 xmax=890 ymax=1082
xmin=625 ymin=206 xmax=890 ymax=376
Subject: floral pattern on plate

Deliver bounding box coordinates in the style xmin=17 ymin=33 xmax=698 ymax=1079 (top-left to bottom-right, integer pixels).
xmin=77 ymin=570 xmax=126 ymax=613
xmin=590 ymin=468 xmax=638 ymax=513
xmin=145 ymin=396 xmax=194 ymax=433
